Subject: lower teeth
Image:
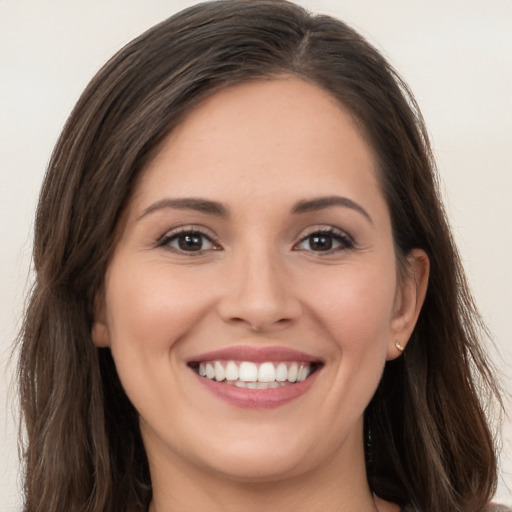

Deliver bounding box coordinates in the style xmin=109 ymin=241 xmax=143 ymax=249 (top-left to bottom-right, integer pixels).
xmin=231 ymin=380 xmax=286 ymax=389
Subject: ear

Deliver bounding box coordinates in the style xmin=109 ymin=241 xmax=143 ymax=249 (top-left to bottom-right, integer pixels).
xmin=387 ymin=249 xmax=429 ymax=360
xmin=91 ymin=292 xmax=111 ymax=348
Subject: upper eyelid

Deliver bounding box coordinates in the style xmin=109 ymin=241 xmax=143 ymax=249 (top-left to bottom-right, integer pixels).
xmin=158 ymin=224 xmax=218 ymax=242
xmin=297 ymin=225 xmax=353 ymax=240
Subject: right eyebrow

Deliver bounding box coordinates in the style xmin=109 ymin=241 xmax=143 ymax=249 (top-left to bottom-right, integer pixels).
xmin=292 ymin=195 xmax=373 ymax=225
xmin=137 ymin=197 xmax=229 ymax=221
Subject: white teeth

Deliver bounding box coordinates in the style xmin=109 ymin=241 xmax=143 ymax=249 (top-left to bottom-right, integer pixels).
xmin=275 ymin=362 xmax=288 ymax=382
xmin=214 ymin=361 xmax=226 ymax=382
xmin=225 ymin=361 xmax=239 ymax=381
xmin=297 ymin=364 xmax=310 ymax=382
xmin=258 ymin=362 xmax=276 ymax=382
xmin=205 ymin=363 xmax=215 ymax=379
xmin=195 ymin=360 xmax=317 ymax=385
xmin=239 ymin=362 xmax=258 ymax=382
xmin=287 ymin=363 xmax=299 ymax=382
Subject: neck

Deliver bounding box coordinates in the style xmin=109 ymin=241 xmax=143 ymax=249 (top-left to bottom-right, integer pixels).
xmin=149 ymin=472 xmax=378 ymax=512
xmin=146 ymin=427 xmax=387 ymax=512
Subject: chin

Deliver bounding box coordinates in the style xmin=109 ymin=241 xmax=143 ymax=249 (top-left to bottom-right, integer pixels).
xmin=191 ymin=427 xmax=326 ymax=482
xmin=204 ymin=450 xmax=309 ymax=482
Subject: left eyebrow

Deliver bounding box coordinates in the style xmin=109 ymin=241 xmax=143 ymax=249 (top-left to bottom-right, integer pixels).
xmin=292 ymin=196 xmax=373 ymax=224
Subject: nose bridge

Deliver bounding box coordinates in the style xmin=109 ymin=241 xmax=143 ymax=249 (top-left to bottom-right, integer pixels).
xmin=218 ymin=239 xmax=298 ymax=330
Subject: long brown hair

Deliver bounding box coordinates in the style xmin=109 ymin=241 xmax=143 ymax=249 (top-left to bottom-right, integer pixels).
xmin=18 ymin=1 xmax=502 ymax=511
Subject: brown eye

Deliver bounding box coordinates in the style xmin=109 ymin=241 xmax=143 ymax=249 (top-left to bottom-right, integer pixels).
xmin=177 ymin=233 xmax=204 ymax=251
xmin=160 ymin=230 xmax=218 ymax=253
xmin=295 ymin=229 xmax=354 ymax=253
xmin=308 ymin=234 xmax=334 ymax=251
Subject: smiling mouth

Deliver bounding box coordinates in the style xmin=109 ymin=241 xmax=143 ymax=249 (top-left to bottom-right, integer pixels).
xmin=188 ymin=360 xmax=323 ymax=389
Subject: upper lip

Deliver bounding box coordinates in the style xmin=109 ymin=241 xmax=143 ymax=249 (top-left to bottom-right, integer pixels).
xmin=186 ymin=345 xmax=323 ymax=364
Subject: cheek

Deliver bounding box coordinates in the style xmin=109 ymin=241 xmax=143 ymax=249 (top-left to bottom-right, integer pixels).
xmin=302 ymin=262 xmax=397 ymax=350
xmin=104 ymin=258 xmax=212 ymax=356
xmin=102 ymin=258 xmax=218 ymax=420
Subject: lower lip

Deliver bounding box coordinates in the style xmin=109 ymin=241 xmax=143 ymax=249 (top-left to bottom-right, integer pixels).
xmin=193 ymin=371 xmax=319 ymax=409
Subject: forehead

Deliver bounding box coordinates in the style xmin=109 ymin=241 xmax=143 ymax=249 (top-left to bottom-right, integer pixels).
xmin=133 ymin=77 xmax=381 ymax=212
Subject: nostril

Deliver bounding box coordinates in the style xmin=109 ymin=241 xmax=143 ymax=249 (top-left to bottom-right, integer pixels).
xmin=249 ymin=317 xmax=292 ymax=332
xmin=225 ymin=318 xmax=294 ymax=333
xmin=229 ymin=317 xmax=250 ymax=327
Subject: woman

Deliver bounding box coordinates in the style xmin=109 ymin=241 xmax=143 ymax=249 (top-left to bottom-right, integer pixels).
xmin=17 ymin=1 xmax=506 ymax=511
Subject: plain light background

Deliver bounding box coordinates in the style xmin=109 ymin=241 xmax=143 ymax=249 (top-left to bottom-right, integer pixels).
xmin=1 ymin=1 xmax=511 ymax=509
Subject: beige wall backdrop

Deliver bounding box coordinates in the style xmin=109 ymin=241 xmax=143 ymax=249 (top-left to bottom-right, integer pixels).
xmin=1 ymin=0 xmax=511 ymax=509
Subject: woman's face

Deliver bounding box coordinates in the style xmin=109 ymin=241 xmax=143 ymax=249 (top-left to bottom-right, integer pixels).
xmin=93 ymin=78 xmax=427 ymax=484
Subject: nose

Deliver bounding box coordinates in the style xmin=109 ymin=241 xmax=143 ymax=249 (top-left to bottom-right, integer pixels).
xmin=216 ymin=246 xmax=301 ymax=332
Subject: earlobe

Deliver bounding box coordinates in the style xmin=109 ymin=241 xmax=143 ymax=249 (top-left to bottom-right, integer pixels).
xmin=91 ymin=292 xmax=111 ymax=347
xmin=92 ymin=321 xmax=111 ymax=347
xmin=387 ymin=249 xmax=429 ymax=360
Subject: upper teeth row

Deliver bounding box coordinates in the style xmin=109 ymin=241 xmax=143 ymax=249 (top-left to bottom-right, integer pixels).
xmin=198 ymin=361 xmax=312 ymax=383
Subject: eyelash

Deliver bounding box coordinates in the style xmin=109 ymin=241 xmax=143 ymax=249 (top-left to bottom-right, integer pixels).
xmin=157 ymin=226 xmax=221 ymax=255
xmin=157 ymin=226 xmax=355 ymax=255
xmin=293 ymin=228 xmax=355 ymax=254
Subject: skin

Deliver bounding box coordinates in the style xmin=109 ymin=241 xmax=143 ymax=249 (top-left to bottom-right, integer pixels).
xmin=93 ymin=77 xmax=429 ymax=512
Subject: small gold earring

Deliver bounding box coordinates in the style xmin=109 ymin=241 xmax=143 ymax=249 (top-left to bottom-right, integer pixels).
xmin=395 ymin=341 xmax=405 ymax=352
